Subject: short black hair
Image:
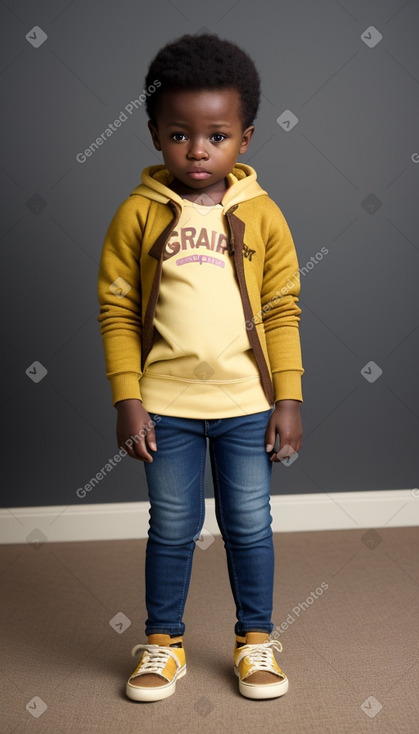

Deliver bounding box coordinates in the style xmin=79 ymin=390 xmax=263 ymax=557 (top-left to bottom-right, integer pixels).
xmin=145 ymin=33 xmax=261 ymax=130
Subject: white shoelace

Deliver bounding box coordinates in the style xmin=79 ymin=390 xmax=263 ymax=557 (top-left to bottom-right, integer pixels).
xmin=130 ymin=644 xmax=181 ymax=677
xmin=235 ymin=639 xmax=284 ymax=675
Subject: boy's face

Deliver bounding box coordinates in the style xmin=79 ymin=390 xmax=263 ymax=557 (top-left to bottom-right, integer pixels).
xmin=148 ymin=88 xmax=254 ymax=198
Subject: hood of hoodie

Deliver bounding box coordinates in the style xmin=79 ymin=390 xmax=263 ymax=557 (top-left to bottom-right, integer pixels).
xmin=130 ymin=163 xmax=268 ymax=210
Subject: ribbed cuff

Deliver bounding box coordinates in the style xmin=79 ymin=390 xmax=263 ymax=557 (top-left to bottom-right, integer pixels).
xmin=272 ymin=371 xmax=303 ymax=403
xmin=109 ymin=372 xmax=142 ymax=405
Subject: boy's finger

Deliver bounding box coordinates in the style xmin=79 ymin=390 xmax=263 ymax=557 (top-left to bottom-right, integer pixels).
xmin=132 ymin=437 xmax=154 ymax=462
xmin=124 ymin=440 xmax=141 ymax=460
xmin=147 ymin=427 xmax=157 ymax=451
xmin=265 ymin=431 xmax=278 ymax=453
xmin=118 ymin=433 xmax=153 ymax=463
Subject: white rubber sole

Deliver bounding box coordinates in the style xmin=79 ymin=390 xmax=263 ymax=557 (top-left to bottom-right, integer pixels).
xmin=126 ymin=665 xmax=186 ymax=702
xmin=234 ymin=666 xmax=289 ymax=700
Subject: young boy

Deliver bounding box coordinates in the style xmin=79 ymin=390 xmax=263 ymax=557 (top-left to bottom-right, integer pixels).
xmin=98 ymin=33 xmax=304 ymax=702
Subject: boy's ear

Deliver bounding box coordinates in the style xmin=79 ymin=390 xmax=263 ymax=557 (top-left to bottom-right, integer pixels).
xmin=148 ymin=120 xmax=162 ymax=151
xmin=239 ymin=125 xmax=255 ymax=155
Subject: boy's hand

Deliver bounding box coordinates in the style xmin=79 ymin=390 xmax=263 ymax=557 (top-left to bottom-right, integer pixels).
xmin=116 ymin=399 xmax=157 ymax=462
xmin=265 ymin=399 xmax=302 ymax=463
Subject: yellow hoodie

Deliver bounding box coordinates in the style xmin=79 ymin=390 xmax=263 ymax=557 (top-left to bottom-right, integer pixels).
xmin=98 ymin=164 xmax=304 ymax=416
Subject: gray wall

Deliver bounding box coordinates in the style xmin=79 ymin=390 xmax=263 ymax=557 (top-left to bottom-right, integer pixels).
xmin=1 ymin=0 xmax=418 ymax=508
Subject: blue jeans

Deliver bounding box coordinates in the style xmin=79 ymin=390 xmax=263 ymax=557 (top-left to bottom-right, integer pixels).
xmin=143 ymin=408 xmax=275 ymax=637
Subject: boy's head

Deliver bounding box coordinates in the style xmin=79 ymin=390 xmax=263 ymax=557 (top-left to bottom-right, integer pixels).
xmin=145 ymin=33 xmax=260 ymax=131
xmin=144 ymin=34 xmax=261 ymax=195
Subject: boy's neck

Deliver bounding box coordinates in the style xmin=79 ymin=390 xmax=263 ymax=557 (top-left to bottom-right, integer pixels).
xmin=168 ymin=176 xmax=228 ymax=205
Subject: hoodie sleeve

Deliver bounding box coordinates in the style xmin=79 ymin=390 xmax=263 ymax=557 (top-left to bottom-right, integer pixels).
xmin=97 ymin=198 xmax=143 ymax=405
xmin=260 ymin=201 xmax=304 ymax=402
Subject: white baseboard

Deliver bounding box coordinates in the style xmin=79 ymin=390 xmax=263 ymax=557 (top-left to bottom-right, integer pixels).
xmin=1 ymin=490 xmax=418 ymax=545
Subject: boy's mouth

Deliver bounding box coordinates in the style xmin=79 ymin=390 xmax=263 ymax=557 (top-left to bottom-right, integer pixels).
xmin=187 ymin=168 xmax=211 ymax=180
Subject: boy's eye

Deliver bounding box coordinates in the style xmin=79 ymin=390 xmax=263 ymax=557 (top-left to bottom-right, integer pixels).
xmin=170 ymin=132 xmax=227 ymax=143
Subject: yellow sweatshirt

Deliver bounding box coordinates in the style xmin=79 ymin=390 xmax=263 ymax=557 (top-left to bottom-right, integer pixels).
xmin=98 ymin=164 xmax=304 ymax=416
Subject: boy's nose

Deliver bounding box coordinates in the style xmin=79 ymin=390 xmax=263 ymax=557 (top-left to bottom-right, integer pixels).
xmin=187 ymin=140 xmax=209 ymax=160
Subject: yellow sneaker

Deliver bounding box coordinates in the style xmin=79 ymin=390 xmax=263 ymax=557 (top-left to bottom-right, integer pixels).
xmin=234 ymin=632 xmax=288 ymax=700
xmin=126 ymin=634 xmax=186 ymax=702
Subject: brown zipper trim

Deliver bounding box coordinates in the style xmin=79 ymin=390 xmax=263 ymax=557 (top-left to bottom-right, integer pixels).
xmin=141 ymin=201 xmax=181 ymax=370
xmin=225 ymin=208 xmax=275 ymax=406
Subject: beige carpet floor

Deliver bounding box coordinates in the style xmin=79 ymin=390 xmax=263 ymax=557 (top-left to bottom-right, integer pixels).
xmin=0 ymin=526 xmax=418 ymax=733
